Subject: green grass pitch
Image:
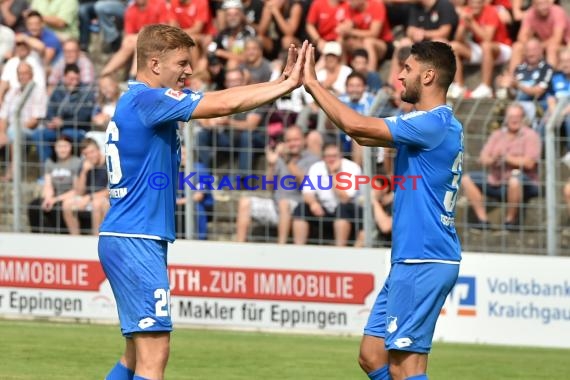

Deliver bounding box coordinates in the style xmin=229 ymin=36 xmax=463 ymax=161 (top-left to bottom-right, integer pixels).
xmin=1 ymin=319 xmax=569 ymax=379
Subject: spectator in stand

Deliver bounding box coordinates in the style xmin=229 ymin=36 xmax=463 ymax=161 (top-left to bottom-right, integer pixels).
xmin=91 ymin=74 xmax=120 ymax=131
xmin=391 ymin=0 xmax=458 ymax=87
xmin=349 ymin=48 xmax=383 ymax=94
xmin=94 ymin=0 xmax=127 ymax=54
xmin=30 ymin=0 xmax=79 ymax=41
xmin=176 ymin=145 xmax=214 ymax=240
xmin=236 ymin=125 xmax=319 ymax=244
xmin=292 ymin=142 xmax=362 ymax=246
xmin=22 ymin=10 xmax=62 ymax=66
xmin=355 ymin=177 xmax=393 ymax=248
xmin=78 ymin=0 xmax=127 ymax=53
xmin=461 ymin=102 xmax=541 ymax=230
xmin=317 ymin=71 xmax=376 ymax=166
xmin=305 ymin=0 xmax=346 ymax=54
xmin=0 ymin=0 xmax=29 ymax=32
xmin=78 ymin=0 xmax=99 ymax=52
xmin=507 ymin=0 xmax=530 ymax=41
xmin=208 ymin=0 xmax=256 ymax=69
xmin=507 ymin=0 xmax=570 ymax=75
xmin=448 ymin=0 xmax=512 ymax=99
xmin=0 ymin=25 xmax=14 ymax=64
xmin=485 ymin=0 xmax=517 ymax=36
xmin=47 ymin=39 xmax=95 ymax=94
xmin=257 ymin=0 xmax=309 ymax=60
xmin=405 ymin=0 xmax=459 ymax=43
xmin=27 ymin=135 xmax=81 ymax=233
xmin=0 ymin=38 xmax=45 ymax=104
xmin=545 ymin=47 xmax=570 ymax=166
xmin=32 ymin=63 xmax=96 ymax=165
xmin=383 ymin=0 xmax=417 ymax=31
xmin=216 ymin=0 xmax=264 ymax=33
xmin=495 ymin=37 xmax=553 ymax=117
xmin=0 ymin=61 xmax=46 ymax=181
xmin=239 ymin=37 xmax=272 ymax=84
xmin=241 ymin=0 xmax=264 ymax=32
xmin=195 ymin=67 xmax=266 ymax=175
xmin=100 ymin=0 xmax=170 ymax=78
xmin=169 ymin=0 xmax=216 ymax=73
xmin=61 ymin=137 xmax=109 ymax=235
xmin=216 ymin=0 xmax=263 ymax=33
xmin=339 ymin=0 xmax=394 ymax=72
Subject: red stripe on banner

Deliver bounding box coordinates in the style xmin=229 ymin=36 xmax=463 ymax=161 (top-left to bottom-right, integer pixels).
xmin=0 ymin=257 xmax=106 ymax=291
xmin=168 ymin=266 xmax=375 ymax=304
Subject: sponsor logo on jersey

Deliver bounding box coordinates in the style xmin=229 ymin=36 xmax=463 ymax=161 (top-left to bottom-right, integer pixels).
xmin=164 ymin=89 xmax=188 ymax=101
xmin=394 ymin=337 xmax=413 ymax=348
xmin=138 ymin=317 xmax=156 ymax=329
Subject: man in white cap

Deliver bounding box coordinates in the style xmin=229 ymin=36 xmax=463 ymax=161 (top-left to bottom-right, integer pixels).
xmin=207 ymin=0 xmax=256 ymax=68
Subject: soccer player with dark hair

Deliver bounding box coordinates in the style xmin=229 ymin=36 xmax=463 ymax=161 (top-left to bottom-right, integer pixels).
xmin=97 ymin=24 xmax=306 ymax=380
xmin=303 ymin=41 xmax=463 ymax=380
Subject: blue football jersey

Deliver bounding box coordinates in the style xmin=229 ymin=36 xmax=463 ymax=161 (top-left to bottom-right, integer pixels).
xmin=99 ymin=81 xmax=203 ymax=242
xmin=550 ymin=71 xmax=570 ymax=99
xmin=384 ymin=105 xmax=463 ymax=263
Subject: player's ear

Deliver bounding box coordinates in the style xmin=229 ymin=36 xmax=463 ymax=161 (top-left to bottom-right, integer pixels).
xmin=150 ymin=57 xmax=160 ymax=75
xmin=422 ymin=68 xmax=436 ymax=86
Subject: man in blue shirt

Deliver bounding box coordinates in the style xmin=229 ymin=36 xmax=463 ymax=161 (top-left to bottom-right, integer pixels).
xmin=303 ymin=41 xmax=463 ymax=380
xmin=98 ymin=24 xmax=306 ymax=380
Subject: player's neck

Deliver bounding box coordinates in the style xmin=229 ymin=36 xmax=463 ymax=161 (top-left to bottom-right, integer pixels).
xmin=135 ymin=72 xmax=159 ymax=88
xmin=415 ymin=95 xmax=447 ymax=111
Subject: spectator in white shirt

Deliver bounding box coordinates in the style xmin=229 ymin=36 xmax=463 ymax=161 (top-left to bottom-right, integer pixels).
xmin=292 ymin=142 xmax=362 ymax=246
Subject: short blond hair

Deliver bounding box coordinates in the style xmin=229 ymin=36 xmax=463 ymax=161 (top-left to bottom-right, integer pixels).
xmin=137 ymin=25 xmax=196 ymax=69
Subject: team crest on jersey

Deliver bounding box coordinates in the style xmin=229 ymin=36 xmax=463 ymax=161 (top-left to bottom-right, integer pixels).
xmin=386 ymin=316 xmax=398 ymax=333
xmin=165 ymin=88 xmax=188 ymax=101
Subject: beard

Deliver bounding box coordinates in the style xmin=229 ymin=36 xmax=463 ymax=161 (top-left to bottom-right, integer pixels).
xmin=400 ymin=78 xmax=421 ymax=104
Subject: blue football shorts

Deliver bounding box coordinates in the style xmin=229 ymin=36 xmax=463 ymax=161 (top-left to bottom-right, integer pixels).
xmin=98 ymin=235 xmax=173 ymax=337
xmin=364 ymin=262 xmax=459 ymax=353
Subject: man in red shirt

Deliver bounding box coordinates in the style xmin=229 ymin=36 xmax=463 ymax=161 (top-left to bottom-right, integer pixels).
xmin=305 ymin=0 xmax=346 ymax=55
xmin=169 ymin=0 xmax=216 ymax=73
xmin=101 ymin=0 xmax=170 ymax=78
xmin=338 ymin=0 xmax=394 ymax=71
xmin=449 ymin=0 xmax=512 ymax=98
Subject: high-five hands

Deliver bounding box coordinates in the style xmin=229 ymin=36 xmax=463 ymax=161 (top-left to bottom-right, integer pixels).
xmin=281 ymin=41 xmax=322 ymax=91
xmin=282 ymin=41 xmax=308 ymax=89
xmin=302 ymin=43 xmax=318 ymax=90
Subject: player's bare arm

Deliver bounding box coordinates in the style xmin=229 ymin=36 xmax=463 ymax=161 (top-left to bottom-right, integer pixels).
xmin=302 ymin=44 xmax=393 ymax=147
xmin=192 ymin=42 xmax=307 ymax=119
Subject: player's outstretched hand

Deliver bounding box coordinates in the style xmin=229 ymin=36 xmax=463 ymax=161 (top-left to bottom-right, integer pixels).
xmin=302 ymin=43 xmax=318 ymax=88
xmin=281 ymin=43 xmax=297 ymax=81
xmin=284 ymin=40 xmax=308 ymax=89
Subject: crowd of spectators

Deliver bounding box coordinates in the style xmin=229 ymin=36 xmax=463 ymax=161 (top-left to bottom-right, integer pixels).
xmin=0 ymin=0 xmax=568 ymax=244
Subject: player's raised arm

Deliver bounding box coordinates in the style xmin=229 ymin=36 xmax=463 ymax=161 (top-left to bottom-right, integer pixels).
xmin=191 ymin=41 xmax=307 ymax=119
xmin=302 ymin=44 xmax=393 ymax=148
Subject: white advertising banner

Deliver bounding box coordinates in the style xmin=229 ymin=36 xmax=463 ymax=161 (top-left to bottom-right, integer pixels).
xmin=1 ymin=233 xmax=570 ymax=348
xmin=0 ymin=234 xmax=385 ymax=334
xmin=435 ymin=253 xmax=570 ymax=348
